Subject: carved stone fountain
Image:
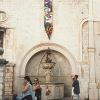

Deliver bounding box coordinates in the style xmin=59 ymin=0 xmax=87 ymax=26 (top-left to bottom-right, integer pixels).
xmin=40 ymin=48 xmax=64 ymax=100
xmin=41 ymin=49 xmax=55 ymax=82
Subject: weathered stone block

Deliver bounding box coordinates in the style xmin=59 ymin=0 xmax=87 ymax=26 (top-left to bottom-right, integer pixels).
xmin=0 ymin=73 xmax=3 ymax=77
xmin=6 ymin=73 xmax=13 ymax=77
xmin=9 ymin=83 xmax=12 ymax=86
xmin=6 ymin=67 xmax=13 ymax=73
xmin=0 ymin=84 xmax=3 ymax=89
xmin=4 ymin=91 xmax=12 ymax=95
xmin=0 ymin=91 xmax=3 ymax=95
xmin=5 ymin=87 xmax=12 ymax=91
xmin=89 ymin=89 xmax=98 ymax=100
xmin=0 ymin=77 xmax=4 ymax=82
xmin=6 ymin=77 xmax=13 ymax=82
xmin=89 ymin=83 xmax=97 ymax=88
xmin=5 ymin=83 xmax=10 ymax=87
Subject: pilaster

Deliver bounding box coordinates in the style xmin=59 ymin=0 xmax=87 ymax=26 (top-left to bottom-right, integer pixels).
xmin=88 ymin=0 xmax=98 ymax=99
xmin=0 ymin=47 xmax=8 ymax=99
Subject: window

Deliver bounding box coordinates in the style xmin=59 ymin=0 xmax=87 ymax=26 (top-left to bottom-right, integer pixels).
xmin=0 ymin=11 xmax=7 ymax=22
xmin=0 ymin=27 xmax=6 ymax=47
xmin=0 ymin=31 xmax=4 ymax=47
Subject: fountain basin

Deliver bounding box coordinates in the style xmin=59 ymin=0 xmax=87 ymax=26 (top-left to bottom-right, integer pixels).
xmin=33 ymin=82 xmax=64 ymax=100
xmin=41 ymin=62 xmax=56 ymax=69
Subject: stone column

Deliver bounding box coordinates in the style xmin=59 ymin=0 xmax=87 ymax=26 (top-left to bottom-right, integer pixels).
xmin=88 ymin=0 xmax=98 ymax=99
xmin=4 ymin=63 xmax=15 ymax=100
xmin=45 ymin=69 xmax=51 ymax=82
xmin=0 ymin=47 xmax=8 ymax=99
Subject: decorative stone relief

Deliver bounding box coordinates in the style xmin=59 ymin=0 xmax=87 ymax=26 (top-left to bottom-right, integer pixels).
xmin=41 ymin=84 xmax=64 ymax=99
xmin=45 ymin=69 xmax=51 ymax=82
xmin=26 ymin=50 xmax=71 ymax=76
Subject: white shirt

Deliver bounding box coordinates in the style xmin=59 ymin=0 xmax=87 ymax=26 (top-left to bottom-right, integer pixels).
xmin=71 ymin=87 xmax=74 ymax=95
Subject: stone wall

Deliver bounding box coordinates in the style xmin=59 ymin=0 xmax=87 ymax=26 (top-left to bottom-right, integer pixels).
xmin=4 ymin=63 xmax=15 ymax=100
xmin=94 ymin=22 xmax=100 ymax=83
xmin=2 ymin=0 xmax=100 ymax=99
xmin=0 ymin=0 xmax=89 ymax=63
xmin=0 ymin=1 xmax=88 ymax=96
xmin=94 ymin=21 xmax=100 ymax=100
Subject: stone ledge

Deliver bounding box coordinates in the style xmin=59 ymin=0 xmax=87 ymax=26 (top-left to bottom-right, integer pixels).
xmin=87 ymin=47 xmax=95 ymax=52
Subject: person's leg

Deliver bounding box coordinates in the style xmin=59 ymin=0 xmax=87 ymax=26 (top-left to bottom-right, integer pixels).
xmin=28 ymin=95 xmax=33 ymax=100
xmin=73 ymin=95 xmax=79 ymax=100
xmin=75 ymin=94 xmax=79 ymax=100
xmin=21 ymin=97 xmax=25 ymax=100
xmin=73 ymin=93 xmax=79 ymax=100
xmin=36 ymin=95 xmax=41 ymax=100
xmin=70 ymin=95 xmax=73 ymax=100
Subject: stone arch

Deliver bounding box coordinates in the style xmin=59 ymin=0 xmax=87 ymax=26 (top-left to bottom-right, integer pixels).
xmin=79 ymin=18 xmax=88 ymax=62
xmin=19 ymin=43 xmax=78 ymax=76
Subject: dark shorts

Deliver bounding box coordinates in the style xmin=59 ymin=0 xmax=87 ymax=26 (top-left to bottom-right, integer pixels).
xmin=21 ymin=95 xmax=33 ymax=100
xmin=36 ymin=95 xmax=41 ymax=100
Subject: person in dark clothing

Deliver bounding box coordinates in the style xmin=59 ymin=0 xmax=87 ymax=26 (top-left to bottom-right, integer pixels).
xmin=35 ymin=88 xmax=41 ymax=100
xmin=33 ymin=78 xmax=41 ymax=100
xmin=72 ymin=75 xmax=80 ymax=100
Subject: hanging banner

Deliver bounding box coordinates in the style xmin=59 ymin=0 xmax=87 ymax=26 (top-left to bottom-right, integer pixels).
xmin=44 ymin=0 xmax=53 ymax=39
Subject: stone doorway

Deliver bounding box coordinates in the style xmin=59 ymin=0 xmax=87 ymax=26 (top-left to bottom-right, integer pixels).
xmin=25 ymin=50 xmax=72 ymax=97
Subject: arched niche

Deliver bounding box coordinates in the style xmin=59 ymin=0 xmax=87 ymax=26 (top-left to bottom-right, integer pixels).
xmin=25 ymin=50 xmax=72 ymax=96
xmin=26 ymin=50 xmax=71 ymax=76
xmin=19 ymin=43 xmax=78 ymax=76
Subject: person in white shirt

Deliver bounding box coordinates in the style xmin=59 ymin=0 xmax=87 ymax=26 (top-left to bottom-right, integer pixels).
xmin=45 ymin=85 xmax=51 ymax=100
xmin=70 ymin=78 xmax=75 ymax=100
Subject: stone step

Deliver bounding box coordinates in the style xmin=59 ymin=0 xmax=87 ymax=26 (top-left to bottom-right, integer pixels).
xmin=61 ymin=97 xmax=70 ymax=100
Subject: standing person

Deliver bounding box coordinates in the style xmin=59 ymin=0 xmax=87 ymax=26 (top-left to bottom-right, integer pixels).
xmin=21 ymin=76 xmax=33 ymax=100
xmin=33 ymin=78 xmax=41 ymax=100
xmin=70 ymin=78 xmax=75 ymax=100
xmin=45 ymin=85 xmax=51 ymax=100
xmin=72 ymin=75 xmax=80 ymax=100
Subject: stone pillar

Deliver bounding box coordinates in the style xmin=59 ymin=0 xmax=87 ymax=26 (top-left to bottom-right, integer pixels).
xmin=88 ymin=19 xmax=98 ymax=100
xmin=0 ymin=47 xmax=8 ymax=99
xmin=45 ymin=69 xmax=51 ymax=82
xmin=88 ymin=0 xmax=98 ymax=99
xmin=4 ymin=63 xmax=15 ymax=100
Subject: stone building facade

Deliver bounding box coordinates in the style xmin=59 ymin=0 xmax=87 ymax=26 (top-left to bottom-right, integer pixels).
xmin=0 ymin=0 xmax=100 ymax=100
